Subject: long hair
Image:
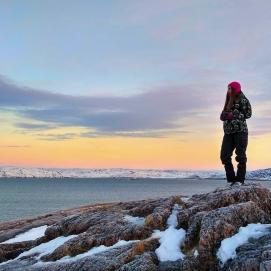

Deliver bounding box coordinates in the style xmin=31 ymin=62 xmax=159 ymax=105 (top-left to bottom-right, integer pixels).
xmin=223 ymin=92 xmax=230 ymax=111
xmin=223 ymin=91 xmax=239 ymax=111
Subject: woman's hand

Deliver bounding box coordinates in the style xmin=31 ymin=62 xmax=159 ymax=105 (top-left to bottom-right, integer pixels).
xmin=220 ymin=110 xmax=234 ymax=121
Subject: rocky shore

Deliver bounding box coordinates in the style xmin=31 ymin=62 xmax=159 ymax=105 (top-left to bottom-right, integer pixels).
xmin=1 ymin=183 xmax=271 ymax=271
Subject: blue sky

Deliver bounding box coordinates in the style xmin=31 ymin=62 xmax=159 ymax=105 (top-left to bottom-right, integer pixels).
xmin=0 ymin=1 xmax=271 ymax=169
xmin=1 ymin=0 xmax=270 ymax=98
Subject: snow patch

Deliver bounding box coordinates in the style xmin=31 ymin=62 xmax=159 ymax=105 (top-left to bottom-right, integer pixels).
xmin=193 ymin=249 xmax=199 ymax=257
xmin=181 ymin=197 xmax=190 ymax=203
xmin=0 ymin=234 xmax=78 ymax=267
xmin=152 ymin=204 xmax=186 ymax=262
xmin=124 ymin=215 xmax=145 ymax=225
xmin=217 ymin=223 xmax=271 ymax=265
xmin=17 ymin=235 xmax=78 ymax=260
xmin=1 ymin=225 xmax=48 ymax=244
xmin=55 ymin=239 xmax=139 ymax=263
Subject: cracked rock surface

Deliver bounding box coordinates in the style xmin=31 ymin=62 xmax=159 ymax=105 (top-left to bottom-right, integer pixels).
xmin=0 ymin=183 xmax=271 ymax=271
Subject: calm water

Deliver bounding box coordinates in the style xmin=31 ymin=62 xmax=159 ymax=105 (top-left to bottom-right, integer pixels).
xmin=1 ymin=178 xmax=270 ymax=222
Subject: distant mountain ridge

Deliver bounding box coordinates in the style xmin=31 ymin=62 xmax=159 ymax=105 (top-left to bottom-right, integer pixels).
xmin=0 ymin=166 xmax=270 ymax=180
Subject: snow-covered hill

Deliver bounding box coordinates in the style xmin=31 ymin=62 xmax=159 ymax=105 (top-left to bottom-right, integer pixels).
xmin=0 ymin=167 xmax=223 ymax=179
xmin=0 ymin=166 xmax=270 ymax=180
xmin=246 ymin=168 xmax=271 ymax=180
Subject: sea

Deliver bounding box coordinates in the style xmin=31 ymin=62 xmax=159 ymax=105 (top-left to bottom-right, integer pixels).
xmin=1 ymin=177 xmax=271 ymax=222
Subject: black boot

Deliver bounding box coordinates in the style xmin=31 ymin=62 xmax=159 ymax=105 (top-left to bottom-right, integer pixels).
xmin=224 ymin=163 xmax=236 ymax=184
xmin=236 ymin=163 xmax=246 ymax=185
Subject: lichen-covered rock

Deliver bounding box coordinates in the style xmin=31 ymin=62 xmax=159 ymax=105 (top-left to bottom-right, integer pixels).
xmin=0 ymin=236 xmax=47 ymax=262
xmin=0 ymin=202 xmax=114 ymax=243
xmin=178 ymin=183 xmax=271 ymax=229
xmin=41 ymin=222 xmax=153 ymax=261
xmin=198 ymin=201 xmax=270 ymax=270
xmin=182 ymin=211 xmax=207 ymax=252
xmin=0 ymin=183 xmax=271 ymax=271
xmin=44 ymin=209 xmax=125 ymax=239
xmin=221 ymin=232 xmax=271 ymax=271
xmin=26 ymin=240 xmax=157 ymax=271
xmin=117 ymin=252 xmax=159 ymax=271
xmin=158 ymin=257 xmax=200 ymax=271
xmin=144 ymin=196 xmax=182 ymax=230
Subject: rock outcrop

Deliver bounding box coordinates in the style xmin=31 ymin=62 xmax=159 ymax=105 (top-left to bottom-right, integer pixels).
xmin=0 ymin=183 xmax=271 ymax=271
xmin=221 ymin=232 xmax=271 ymax=271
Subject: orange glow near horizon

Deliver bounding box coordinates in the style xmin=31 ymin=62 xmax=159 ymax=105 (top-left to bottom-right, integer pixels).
xmin=1 ymin=120 xmax=270 ymax=171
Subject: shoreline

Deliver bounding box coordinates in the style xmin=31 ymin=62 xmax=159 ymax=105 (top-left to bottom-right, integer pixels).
xmin=1 ymin=178 xmax=270 ymax=223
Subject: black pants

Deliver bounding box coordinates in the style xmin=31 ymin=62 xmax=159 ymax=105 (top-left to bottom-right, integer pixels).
xmin=220 ymin=132 xmax=248 ymax=183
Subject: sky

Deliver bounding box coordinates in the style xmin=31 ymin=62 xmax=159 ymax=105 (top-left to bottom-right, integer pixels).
xmin=0 ymin=0 xmax=271 ymax=170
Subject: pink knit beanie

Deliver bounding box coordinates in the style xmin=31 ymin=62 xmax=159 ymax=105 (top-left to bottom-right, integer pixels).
xmin=228 ymin=81 xmax=241 ymax=94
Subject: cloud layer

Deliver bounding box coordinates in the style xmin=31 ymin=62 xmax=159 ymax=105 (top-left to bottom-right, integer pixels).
xmin=0 ymin=76 xmax=222 ymax=138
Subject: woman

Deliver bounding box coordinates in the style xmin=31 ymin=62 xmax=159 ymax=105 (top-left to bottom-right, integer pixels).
xmin=220 ymin=81 xmax=252 ymax=186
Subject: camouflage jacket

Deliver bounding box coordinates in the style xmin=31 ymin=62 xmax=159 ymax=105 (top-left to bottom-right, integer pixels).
xmin=223 ymin=92 xmax=252 ymax=134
